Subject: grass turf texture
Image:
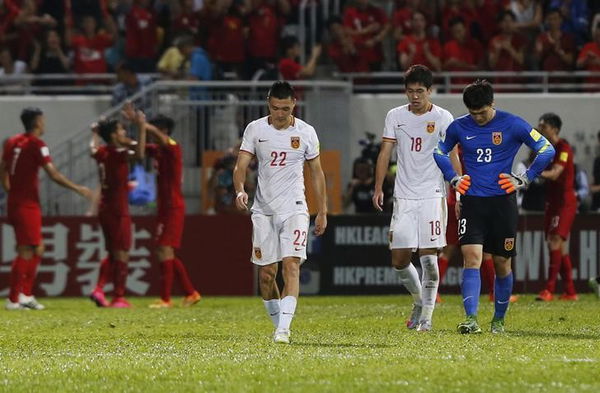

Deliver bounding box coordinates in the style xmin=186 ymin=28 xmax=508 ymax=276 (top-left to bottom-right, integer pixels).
xmin=1 ymin=295 xmax=599 ymax=393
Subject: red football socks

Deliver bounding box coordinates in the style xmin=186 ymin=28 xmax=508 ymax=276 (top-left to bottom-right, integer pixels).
xmin=95 ymin=257 xmax=113 ymax=292
xmin=545 ymin=249 xmax=562 ymax=293
xmin=160 ymin=259 xmax=175 ymax=302
xmin=173 ymin=258 xmax=195 ymax=296
xmin=560 ymin=254 xmax=576 ymax=295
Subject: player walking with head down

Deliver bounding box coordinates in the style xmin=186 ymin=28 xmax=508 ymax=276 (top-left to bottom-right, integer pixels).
xmin=0 ymin=107 xmax=92 ymax=310
xmin=233 ymin=81 xmax=328 ymax=344
xmin=372 ymin=64 xmax=456 ymax=332
xmin=434 ymin=80 xmax=555 ymax=334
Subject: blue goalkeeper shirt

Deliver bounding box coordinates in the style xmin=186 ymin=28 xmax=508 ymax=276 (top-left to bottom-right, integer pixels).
xmin=433 ymin=109 xmax=555 ymax=197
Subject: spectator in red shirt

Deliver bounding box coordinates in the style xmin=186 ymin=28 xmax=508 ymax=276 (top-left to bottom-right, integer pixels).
xmin=125 ymin=0 xmax=158 ymax=72
xmin=326 ymin=16 xmax=370 ymax=73
xmin=443 ymin=16 xmax=483 ymax=91
xmin=66 ymin=13 xmax=116 ymax=76
xmin=535 ymin=8 xmax=575 ymax=72
xmin=278 ymin=36 xmax=322 ymax=80
xmin=343 ymin=0 xmax=390 ymax=71
xmin=172 ymin=0 xmax=199 ymax=38
xmin=396 ymin=11 xmax=441 ymax=72
xmin=13 ymin=0 xmax=57 ymax=61
xmin=576 ymin=22 xmax=600 ymax=90
xmin=489 ymin=10 xmax=526 ymax=80
xmin=391 ymin=0 xmax=433 ymax=42
xmin=0 ymin=0 xmax=19 ymax=51
xmin=245 ymin=0 xmax=290 ymax=78
xmin=441 ymin=0 xmax=478 ymax=41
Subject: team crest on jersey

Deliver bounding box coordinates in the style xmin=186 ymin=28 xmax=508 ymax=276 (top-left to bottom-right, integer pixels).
xmin=254 ymin=247 xmax=262 ymax=260
xmin=291 ymin=136 xmax=300 ymax=149
xmin=492 ymin=132 xmax=503 ymax=145
xmin=426 ymin=122 xmax=435 ymax=133
xmin=504 ymin=238 xmax=514 ymax=251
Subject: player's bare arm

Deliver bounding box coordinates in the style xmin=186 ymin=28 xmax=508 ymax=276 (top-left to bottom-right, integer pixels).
xmin=89 ymin=124 xmax=100 ymax=156
xmin=0 ymin=160 xmax=9 ymax=192
xmin=42 ymin=162 xmax=92 ymax=199
xmin=307 ymin=156 xmax=328 ymax=236
xmin=372 ymin=140 xmax=394 ymax=211
xmin=233 ymin=151 xmax=254 ymax=210
xmin=540 ymin=163 xmax=565 ymax=181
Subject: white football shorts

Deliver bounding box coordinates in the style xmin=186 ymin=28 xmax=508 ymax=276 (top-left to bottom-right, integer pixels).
xmin=251 ymin=211 xmax=310 ymax=265
xmin=389 ymin=197 xmax=447 ymax=250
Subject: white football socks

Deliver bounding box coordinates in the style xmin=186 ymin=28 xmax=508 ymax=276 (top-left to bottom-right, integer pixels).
xmin=396 ymin=263 xmax=422 ymax=306
xmin=277 ymin=296 xmax=297 ymax=331
xmin=419 ymin=254 xmax=439 ymax=322
xmin=263 ymin=299 xmax=281 ymax=328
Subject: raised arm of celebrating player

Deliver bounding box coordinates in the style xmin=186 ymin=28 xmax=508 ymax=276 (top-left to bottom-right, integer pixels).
xmin=307 ymin=156 xmax=328 ymax=236
xmin=233 ymin=151 xmax=253 ymax=210
xmin=372 ymin=139 xmax=394 ymax=211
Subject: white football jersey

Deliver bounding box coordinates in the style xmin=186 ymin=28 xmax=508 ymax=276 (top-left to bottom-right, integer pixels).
xmin=383 ymin=103 xmax=454 ymax=199
xmin=240 ymin=116 xmax=320 ymax=215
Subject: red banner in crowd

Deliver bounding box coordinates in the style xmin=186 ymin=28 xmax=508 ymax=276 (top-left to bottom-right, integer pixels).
xmin=0 ymin=215 xmax=254 ymax=297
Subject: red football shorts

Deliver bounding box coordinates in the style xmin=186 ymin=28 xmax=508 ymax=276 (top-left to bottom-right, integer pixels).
xmin=446 ymin=200 xmax=459 ymax=245
xmin=155 ymin=207 xmax=184 ymax=248
xmin=99 ymin=210 xmax=132 ymax=251
xmin=7 ymin=204 xmax=42 ymax=246
xmin=544 ymin=203 xmax=576 ymax=240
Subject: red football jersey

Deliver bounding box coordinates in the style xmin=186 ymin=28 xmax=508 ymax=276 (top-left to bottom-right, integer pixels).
xmin=147 ymin=138 xmax=184 ymax=211
xmin=278 ymin=57 xmax=302 ymax=80
xmin=125 ymin=5 xmax=157 ymax=58
xmin=545 ymin=139 xmax=576 ymax=205
xmin=2 ymin=133 xmax=52 ymax=207
xmin=93 ymin=145 xmax=131 ymax=215
xmin=71 ymin=32 xmax=113 ymax=74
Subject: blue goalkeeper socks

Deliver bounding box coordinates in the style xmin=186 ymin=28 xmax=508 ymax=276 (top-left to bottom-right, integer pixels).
xmin=494 ymin=272 xmax=513 ymax=320
xmin=461 ymin=268 xmax=481 ymax=317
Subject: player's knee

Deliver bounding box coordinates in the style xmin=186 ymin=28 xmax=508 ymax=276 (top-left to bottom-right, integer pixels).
xmin=391 ymin=258 xmax=410 ymax=270
xmin=547 ymin=235 xmax=562 ymax=250
xmin=259 ymin=266 xmax=277 ymax=284
xmin=35 ymin=243 xmax=45 ymax=257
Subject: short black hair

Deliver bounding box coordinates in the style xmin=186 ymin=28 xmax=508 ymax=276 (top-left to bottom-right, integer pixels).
xmin=116 ymin=61 xmax=135 ymax=74
xmin=463 ymin=79 xmax=494 ymax=110
xmin=449 ymin=16 xmax=465 ymax=29
xmin=267 ymin=80 xmax=295 ymax=100
xmin=539 ymin=112 xmax=562 ymax=131
xmin=281 ymin=35 xmax=300 ymax=54
xmin=498 ymin=9 xmax=516 ymax=23
xmin=404 ymin=64 xmax=433 ymax=89
xmin=21 ymin=107 xmax=43 ymax=132
xmin=98 ymin=119 xmax=120 ymax=143
xmin=149 ymin=114 xmax=175 ymax=135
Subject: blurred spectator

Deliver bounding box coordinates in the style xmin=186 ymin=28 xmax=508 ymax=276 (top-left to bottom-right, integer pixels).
xmin=157 ymin=35 xmax=194 ymax=79
xmin=489 ymin=11 xmax=526 ymax=75
xmin=30 ymin=29 xmax=70 ymax=79
xmin=343 ymin=157 xmax=377 ymax=213
xmin=391 ymin=0 xmax=432 ymax=41
xmin=475 ymin=0 xmax=505 ymax=44
xmin=591 ymin=130 xmax=600 ymax=211
xmin=0 ymin=47 xmax=26 ymax=78
xmin=535 ymin=8 xmax=575 ymax=71
xmin=40 ymin=0 xmax=67 ymax=36
xmin=443 ymin=16 xmax=482 ymax=72
xmin=396 ymin=11 xmax=441 ymax=71
xmin=326 ymin=16 xmax=370 ymax=73
xmin=125 ymin=0 xmax=158 ymax=72
xmin=67 ymin=0 xmax=104 ymax=25
xmin=507 ymin=0 xmax=542 ymax=35
xmin=576 ymin=22 xmax=600 ymax=89
xmin=278 ymin=36 xmax=322 ymax=80
xmin=111 ymin=61 xmax=153 ymax=108
xmin=245 ymin=0 xmax=289 ymax=79
xmin=210 ymin=141 xmax=255 ymax=214
xmin=0 ymin=1 xmax=19 ymax=51
xmin=13 ymin=0 xmax=57 ymax=61
xmin=548 ymin=0 xmax=589 ymax=47
xmin=441 ymin=0 xmax=478 ymax=42
xmin=188 ymin=39 xmax=212 ymax=82
xmin=172 ymin=0 xmax=200 ymax=37
xmin=204 ymin=0 xmax=247 ymax=78
xmin=66 ymin=13 xmax=116 ymax=75
xmin=343 ymin=0 xmax=390 ymax=71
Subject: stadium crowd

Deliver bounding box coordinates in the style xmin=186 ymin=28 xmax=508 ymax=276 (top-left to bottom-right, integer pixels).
xmin=0 ymin=0 xmax=599 ymax=83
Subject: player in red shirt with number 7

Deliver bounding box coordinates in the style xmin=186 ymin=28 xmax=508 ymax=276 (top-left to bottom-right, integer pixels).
xmin=0 ymin=107 xmax=92 ymax=310
xmin=123 ymin=104 xmax=200 ymax=308
xmin=536 ymin=113 xmax=578 ymax=302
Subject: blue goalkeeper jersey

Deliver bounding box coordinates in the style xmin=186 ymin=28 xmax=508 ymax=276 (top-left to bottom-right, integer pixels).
xmin=434 ymin=109 xmax=555 ymax=197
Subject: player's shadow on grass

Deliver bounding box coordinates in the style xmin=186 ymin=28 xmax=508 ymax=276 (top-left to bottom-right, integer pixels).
xmin=510 ymin=330 xmax=600 ymax=340
xmin=293 ymin=342 xmax=393 ymax=349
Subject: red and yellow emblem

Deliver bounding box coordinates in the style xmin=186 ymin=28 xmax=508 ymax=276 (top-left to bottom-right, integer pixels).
xmin=492 ymin=132 xmax=502 ymax=145
xmin=291 ymin=136 xmax=300 ymax=149
xmin=426 ymin=122 xmax=435 ymax=134
xmin=504 ymin=238 xmax=514 ymax=251
xmin=254 ymin=247 xmax=262 ymax=260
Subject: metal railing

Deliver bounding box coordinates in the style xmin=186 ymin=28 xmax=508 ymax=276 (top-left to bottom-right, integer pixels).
xmin=334 ymin=71 xmax=600 ymax=93
xmin=0 ymin=73 xmax=157 ymax=94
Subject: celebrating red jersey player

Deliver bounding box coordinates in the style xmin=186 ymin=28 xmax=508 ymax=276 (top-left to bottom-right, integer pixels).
xmin=89 ymin=118 xmax=136 ymax=308
xmin=536 ymin=113 xmax=578 ymax=301
xmin=125 ymin=105 xmax=200 ymax=308
xmin=0 ymin=107 xmax=91 ymax=310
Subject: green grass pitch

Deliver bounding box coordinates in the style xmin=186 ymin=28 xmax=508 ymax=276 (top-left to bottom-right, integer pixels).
xmin=1 ymin=295 xmax=598 ymax=393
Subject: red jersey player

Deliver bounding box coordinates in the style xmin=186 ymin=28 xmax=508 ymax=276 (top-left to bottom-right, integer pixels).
xmin=89 ymin=118 xmax=136 ymax=308
xmin=536 ymin=113 xmax=578 ymax=301
xmin=0 ymin=107 xmax=91 ymax=310
xmin=125 ymin=106 xmax=200 ymax=308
